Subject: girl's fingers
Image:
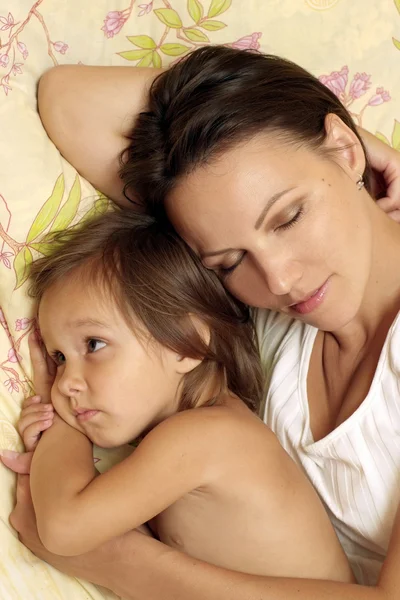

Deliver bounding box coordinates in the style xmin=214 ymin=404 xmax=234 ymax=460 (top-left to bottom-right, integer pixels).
xmin=21 ymin=419 xmax=54 ymax=452
xmin=22 ymin=395 xmax=42 ymax=409
xmin=18 ymin=407 xmax=54 ymax=436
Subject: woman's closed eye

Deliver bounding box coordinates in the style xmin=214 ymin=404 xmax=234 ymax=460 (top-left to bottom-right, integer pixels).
xmin=218 ymin=252 xmax=246 ymax=279
xmin=275 ymin=207 xmax=304 ymax=232
xmin=87 ymin=338 xmax=107 ymax=353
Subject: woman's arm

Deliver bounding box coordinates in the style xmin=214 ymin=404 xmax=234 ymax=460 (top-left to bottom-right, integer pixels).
xmin=38 ymin=65 xmax=162 ymax=206
xmin=30 ymin=410 xmax=217 ymax=556
xmin=38 ymin=65 xmax=400 ymax=217
xmin=8 ymin=455 xmax=398 ymax=600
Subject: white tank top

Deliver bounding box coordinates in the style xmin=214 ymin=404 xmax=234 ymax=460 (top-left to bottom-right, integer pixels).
xmin=254 ymin=309 xmax=400 ymax=585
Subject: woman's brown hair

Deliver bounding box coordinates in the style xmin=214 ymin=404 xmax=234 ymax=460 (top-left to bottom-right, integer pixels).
xmin=29 ymin=209 xmax=263 ymax=412
xmin=120 ymin=45 xmax=372 ymax=218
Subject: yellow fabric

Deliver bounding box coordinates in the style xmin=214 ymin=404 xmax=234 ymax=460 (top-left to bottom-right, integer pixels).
xmin=0 ymin=0 xmax=399 ymax=597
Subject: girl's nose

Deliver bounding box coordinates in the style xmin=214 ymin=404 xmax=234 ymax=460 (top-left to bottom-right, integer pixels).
xmin=57 ymin=363 xmax=86 ymax=398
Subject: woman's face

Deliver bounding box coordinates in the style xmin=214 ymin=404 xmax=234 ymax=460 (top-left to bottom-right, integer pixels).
xmin=166 ymin=132 xmax=373 ymax=332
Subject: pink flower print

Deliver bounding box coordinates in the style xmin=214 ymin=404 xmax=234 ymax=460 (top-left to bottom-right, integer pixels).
xmin=0 ymin=251 xmax=12 ymax=268
xmin=138 ymin=2 xmax=153 ymax=17
xmin=349 ymin=72 xmax=371 ymax=100
xmin=1 ymin=78 xmax=11 ymax=95
xmin=11 ymin=63 xmax=23 ymax=76
xmin=0 ymin=12 xmax=14 ymax=31
xmin=0 ymin=309 xmax=6 ymax=325
xmin=15 ymin=318 xmax=31 ymax=331
xmin=0 ymin=54 xmax=9 ymax=68
xmin=7 ymin=347 xmax=21 ymax=363
xmin=53 ymin=41 xmax=68 ymax=55
xmin=4 ymin=378 xmax=19 ymax=393
xmin=231 ymin=32 xmax=262 ymax=51
xmin=319 ymin=66 xmax=349 ymax=99
xmin=101 ymin=11 xmax=128 ymax=38
xmin=368 ymin=87 xmax=391 ymax=106
xmin=17 ymin=42 xmax=28 ymax=60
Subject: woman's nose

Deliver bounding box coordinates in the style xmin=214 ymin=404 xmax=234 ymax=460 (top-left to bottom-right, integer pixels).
xmin=258 ymin=254 xmax=303 ymax=297
xmin=57 ymin=363 xmax=86 ymax=397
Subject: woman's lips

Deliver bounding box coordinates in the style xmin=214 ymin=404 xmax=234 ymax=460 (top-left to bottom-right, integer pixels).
xmin=291 ymin=279 xmax=329 ymax=315
xmin=76 ymin=409 xmax=99 ymax=422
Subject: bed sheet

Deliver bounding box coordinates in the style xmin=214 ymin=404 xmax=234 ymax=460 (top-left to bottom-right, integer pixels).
xmin=0 ymin=0 xmax=399 ymax=598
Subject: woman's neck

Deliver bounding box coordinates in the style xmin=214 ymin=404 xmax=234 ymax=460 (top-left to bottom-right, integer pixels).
xmin=332 ymin=204 xmax=400 ymax=353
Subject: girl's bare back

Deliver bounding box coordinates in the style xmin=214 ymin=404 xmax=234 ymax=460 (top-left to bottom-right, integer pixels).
xmin=151 ymin=397 xmax=353 ymax=582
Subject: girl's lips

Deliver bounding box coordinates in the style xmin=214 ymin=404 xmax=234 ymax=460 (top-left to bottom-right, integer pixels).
xmin=291 ymin=279 xmax=329 ymax=315
xmin=76 ymin=409 xmax=99 ymax=422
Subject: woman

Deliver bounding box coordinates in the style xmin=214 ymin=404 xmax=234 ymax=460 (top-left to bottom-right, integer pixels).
xmin=5 ymin=46 xmax=400 ymax=599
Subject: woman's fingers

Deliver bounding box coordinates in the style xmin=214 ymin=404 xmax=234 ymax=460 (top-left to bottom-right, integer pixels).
xmin=0 ymin=451 xmax=33 ymax=474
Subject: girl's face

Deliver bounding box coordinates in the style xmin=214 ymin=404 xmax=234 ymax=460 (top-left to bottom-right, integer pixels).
xmin=167 ymin=131 xmax=373 ymax=333
xmin=38 ymin=277 xmax=184 ymax=448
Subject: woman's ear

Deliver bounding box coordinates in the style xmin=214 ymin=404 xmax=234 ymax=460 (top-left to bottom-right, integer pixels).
xmin=323 ymin=113 xmax=366 ymax=180
xmin=175 ymin=316 xmax=210 ymax=375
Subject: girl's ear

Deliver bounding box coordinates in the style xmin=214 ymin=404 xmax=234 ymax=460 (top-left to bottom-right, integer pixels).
xmin=323 ymin=113 xmax=366 ymax=181
xmin=174 ymin=354 xmax=203 ymax=375
xmin=175 ymin=316 xmax=210 ymax=375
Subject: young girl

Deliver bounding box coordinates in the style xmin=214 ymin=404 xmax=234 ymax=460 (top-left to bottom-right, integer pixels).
xmin=19 ymin=208 xmax=353 ymax=582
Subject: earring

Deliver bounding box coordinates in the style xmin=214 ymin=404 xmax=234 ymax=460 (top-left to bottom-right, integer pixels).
xmin=356 ymin=174 xmax=365 ymax=191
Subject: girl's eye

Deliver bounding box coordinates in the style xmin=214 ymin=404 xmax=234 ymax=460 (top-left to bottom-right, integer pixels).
xmin=87 ymin=339 xmax=106 ymax=353
xmin=51 ymin=351 xmax=65 ymax=366
xmin=218 ymin=252 xmax=246 ymax=279
xmin=276 ymin=207 xmax=304 ymax=232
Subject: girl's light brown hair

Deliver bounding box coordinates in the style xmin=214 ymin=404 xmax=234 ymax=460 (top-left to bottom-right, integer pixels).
xmin=29 ymin=209 xmax=263 ymax=412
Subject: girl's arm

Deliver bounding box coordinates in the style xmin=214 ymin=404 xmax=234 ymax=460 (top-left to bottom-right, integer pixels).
xmin=11 ymin=421 xmax=399 ymax=600
xmin=30 ymin=409 xmax=216 ymax=556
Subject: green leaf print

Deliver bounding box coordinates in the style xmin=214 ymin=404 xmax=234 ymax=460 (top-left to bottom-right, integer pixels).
xmin=26 ymin=174 xmax=64 ymax=243
xmin=118 ymin=49 xmax=153 ymax=61
xmin=50 ymin=175 xmax=81 ymax=232
xmin=137 ymin=52 xmax=154 ymax=67
xmin=14 ymin=246 xmax=33 ymax=289
xmin=152 ymin=51 xmax=162 ymax=68
xmin=154 ymin=8 xmax=183 ymax=28
xmin=127 ymin=35 xmax=157 ymax=49
xmin=188 ymin=0 xmax=203 ymax=23
xmin=160 ymin=43 xmax=190 ymax=56
xmin=184 ymin=27 xmax=209 ymax=42
xmin=201 ymin=19 xmax=226 ymax=31
xmin=392 ymin=120 xmax=400 ymax=150
xmin=207 ymin=0 xmax=232 ymax=19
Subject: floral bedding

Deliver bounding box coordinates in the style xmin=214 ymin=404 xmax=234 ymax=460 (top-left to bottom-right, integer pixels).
xmin=0 ymin=0 xmax=399 ymax=597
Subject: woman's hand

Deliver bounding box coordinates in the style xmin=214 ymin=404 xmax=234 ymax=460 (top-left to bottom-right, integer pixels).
xmin=359 ymin=127 xmax=400 ymax=222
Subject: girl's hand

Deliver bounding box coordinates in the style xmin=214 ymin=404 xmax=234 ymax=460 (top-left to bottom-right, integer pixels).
xmin=17 ymin=395 xmax=54 ymax=452
xmin=0 ymin=332 xmax=56 ymax=474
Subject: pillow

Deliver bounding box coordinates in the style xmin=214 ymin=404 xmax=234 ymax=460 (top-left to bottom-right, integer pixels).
xmin=0 ymin=1 xmax=398 ymax=597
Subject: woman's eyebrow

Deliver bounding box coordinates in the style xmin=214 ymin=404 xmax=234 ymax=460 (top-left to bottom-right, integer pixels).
xmin=200 ymin=187 xmax=297 ymax=260
xmin=201 ymin=247 xmax=236 ymax=259
xmin=254 ymin=187 xmax=296 ymax=230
